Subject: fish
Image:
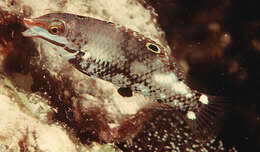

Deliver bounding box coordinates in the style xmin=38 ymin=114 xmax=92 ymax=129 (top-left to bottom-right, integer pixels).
xmin=22 ymin=13 xmax=227 ymax=139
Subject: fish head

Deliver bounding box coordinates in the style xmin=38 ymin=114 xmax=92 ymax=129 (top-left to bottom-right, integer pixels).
xmin=22 ymin=13 xmax=86 ymax=54
xmin=23 ymin=14 xmax=70 ymax=46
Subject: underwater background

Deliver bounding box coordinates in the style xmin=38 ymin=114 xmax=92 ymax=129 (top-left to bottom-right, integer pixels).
xmin=149 ymin=0 xmax=260 ymax=151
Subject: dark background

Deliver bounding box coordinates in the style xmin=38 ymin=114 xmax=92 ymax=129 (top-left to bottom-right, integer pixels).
xmin=144 ymin=0 xmax=260 ymax=151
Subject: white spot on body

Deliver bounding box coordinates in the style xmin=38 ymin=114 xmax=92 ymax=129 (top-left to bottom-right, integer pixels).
xmin=199 ymin=94 xmax=209 ymax=104
xmin=152 ymin=73 xmax=191 ymax=95
xmin=171 ymin=81 xmax=190 ymax=95
xmin=186 ymin=111 xmax=196 ymax=120
xmin=153 ymin=73 xmax=177 ymax=84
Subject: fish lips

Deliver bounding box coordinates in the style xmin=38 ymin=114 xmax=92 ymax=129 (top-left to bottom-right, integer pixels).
xmin=22 ymin=27 xmax=40 ymax=37
xmin=22 ymin=18 xmax=48 ymax=37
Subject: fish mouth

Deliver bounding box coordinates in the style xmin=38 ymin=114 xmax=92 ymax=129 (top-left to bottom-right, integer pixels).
xmin=23 ymin=18 xmax=35 ymax=28
xmin=22 ymin=18 xmax=48 ymax=37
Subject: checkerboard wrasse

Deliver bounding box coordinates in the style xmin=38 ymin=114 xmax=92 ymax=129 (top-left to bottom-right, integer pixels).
xmin=22 ymin=13 xmax=226 ymax=139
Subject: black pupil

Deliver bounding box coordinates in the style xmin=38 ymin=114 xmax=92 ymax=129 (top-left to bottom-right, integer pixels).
xmin=148 ymin=44 xmax=159 ymax=52
xmin=51 ymin=27 xmax=58 ymax=33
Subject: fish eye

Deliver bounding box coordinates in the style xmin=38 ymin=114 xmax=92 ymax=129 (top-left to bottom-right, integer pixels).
xmin=146 ymin=43 xmax=161 ymax=54
xmin=48 ymin=21 xmax=65 ymax=35
xmin=49 ymin=26 xmax=59 ymax=34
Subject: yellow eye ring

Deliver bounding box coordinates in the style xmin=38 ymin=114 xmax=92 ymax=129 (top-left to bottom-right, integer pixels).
xmin=146 ymin=42 xmax=161 ymax=54
xmin=48 ymin=21 xmax=65 ymax=35
xmin=49 ymin=26 xmax=59 ymax=34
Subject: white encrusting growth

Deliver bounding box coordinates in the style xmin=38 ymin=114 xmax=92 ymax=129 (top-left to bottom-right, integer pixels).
xmin=186 ymin=111 xmax=196 ymax=120
xmin=199 ymin=94 xmax=209 ymax=105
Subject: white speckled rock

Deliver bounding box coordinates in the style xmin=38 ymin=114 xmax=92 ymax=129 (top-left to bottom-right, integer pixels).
xmin=0 ymin=75 xmax=77 ymax=152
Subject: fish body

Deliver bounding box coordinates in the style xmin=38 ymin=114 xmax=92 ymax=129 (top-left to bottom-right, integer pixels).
xmin=22 ymin=13 xmax=226 ymax=138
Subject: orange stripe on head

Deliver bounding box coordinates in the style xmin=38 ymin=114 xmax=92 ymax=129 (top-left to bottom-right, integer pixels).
xmin=23 ymin=18 xmax=48 ymax=29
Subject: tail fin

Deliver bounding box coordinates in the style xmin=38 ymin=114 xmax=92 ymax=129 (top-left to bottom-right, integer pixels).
xmin=184 ymin=94 xmax=229 ymax=140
